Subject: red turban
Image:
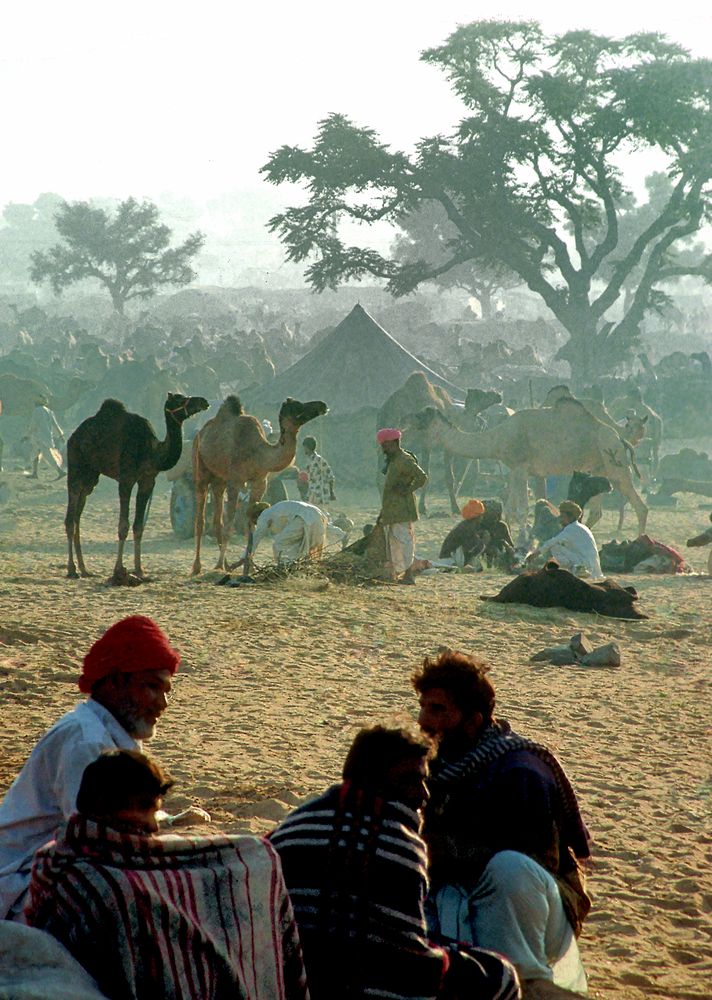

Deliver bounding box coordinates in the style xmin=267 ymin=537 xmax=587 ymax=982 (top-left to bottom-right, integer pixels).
xmin=78 ymin=615 xmax=180 ymax=693
xmin=376 ymin=427 xmax=402 ymax=444
xmin=462 ymin=499 xmax=485 ymax=520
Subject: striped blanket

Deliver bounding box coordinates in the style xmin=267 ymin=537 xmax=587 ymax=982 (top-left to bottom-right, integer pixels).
xmin=269 ymin=783 xmax=519 ymax=1000
xmin=25 ymin=815 xmax=309 ymax=1000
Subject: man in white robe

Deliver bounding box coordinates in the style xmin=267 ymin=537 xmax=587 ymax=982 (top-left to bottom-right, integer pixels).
xmin=530 ymin=501 xmax=604 ymax=580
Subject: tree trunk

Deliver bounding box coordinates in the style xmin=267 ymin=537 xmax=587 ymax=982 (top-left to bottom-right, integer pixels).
xmin=479 ymin=286 xmax=493 ymax=320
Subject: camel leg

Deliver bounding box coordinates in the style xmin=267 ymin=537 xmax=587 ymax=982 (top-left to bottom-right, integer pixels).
xmin=417 ymin=448 xmax=431 ymax=516
xmin=216 ymin=484 xmax=240 ymax=571
xmin=617 ymin=498 xmax=627 ymax=533
xmin=132 ymin=483 xmax=154 ymax=578
xmin=191 ymin=481 xmax=210 ymax=576
xmin=212 ymin=484 xmax=228 ymax=569
xmin=505 ymin=467 xmax=528 ymax=529
xmin=614 ymin=473 xmax=648 ymax=536
xmin=65 ymin=490 xmax=81 ymax=578
xmin=444 ymin=454 xmax=461 ymax=515
xmin=454 ymin=458 xmax=473 ymax=497
xmin=586 ymin=495 xmax=603 ymax=529
xmin=112 ymin=483 xmax=133 ymax=581
xmin=72 ymin=492 xmax=93 ymax=577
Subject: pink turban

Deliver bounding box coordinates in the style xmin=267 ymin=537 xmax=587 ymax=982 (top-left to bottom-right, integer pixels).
xmin=78 ymin=615 xmax=181 ymax=693
xmin=462 ymin=499 xmax=485 ymax=520
xmin=376 ymin=428 xmax=402 ymax=444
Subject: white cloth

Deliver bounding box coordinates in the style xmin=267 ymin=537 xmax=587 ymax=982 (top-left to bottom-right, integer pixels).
xmin=251 ymin=500 xmax=328 ymax=563
xmin=538 ymin=520 xmax=604 ymax=581
xmin=0 ymin=700 xmax=138 ymax=919
xmin=430 ymin=851 xmax=588 ymax=993
xmin=305 ymin=451 xmax=335 ymax=506
xmin=384 ymin=521 xmax=415 ymax=576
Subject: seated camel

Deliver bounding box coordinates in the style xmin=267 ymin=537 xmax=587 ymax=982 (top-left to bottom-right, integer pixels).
xmin=481 ymin=561 xmax=648 ymax=619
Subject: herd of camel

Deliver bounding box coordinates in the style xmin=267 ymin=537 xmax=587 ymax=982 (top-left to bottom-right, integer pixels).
xmin=61 ymin=371 xmax=665 ymax=585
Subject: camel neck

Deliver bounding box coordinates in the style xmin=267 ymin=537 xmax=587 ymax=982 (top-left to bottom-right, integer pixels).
xmin=156 ymin=410 xmax=184 ymax=471
xmin=437 ymin=422 xmax=502 ymax=461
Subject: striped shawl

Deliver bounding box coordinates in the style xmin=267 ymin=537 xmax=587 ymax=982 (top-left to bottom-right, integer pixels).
xmin=269 ymin=783 xmax=447 ymax=1000
xmin=25 ymin=815 xmax=309 ymax=1000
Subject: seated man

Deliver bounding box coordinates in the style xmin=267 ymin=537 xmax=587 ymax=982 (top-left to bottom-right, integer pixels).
xmin=270 ymin=726 xmax=520 ymax=1000
xmin=0 ymin=615 xmax=179 ymax=921
xmin=528 ymin=501 xmax=604 ymax=580
xmin=414 ymin=651 xmax=591 ymax=995
xmin=440 ymin=499 xmax=516 ymax=570
xmin=26 ymin=750 xmax=308 ymax=1000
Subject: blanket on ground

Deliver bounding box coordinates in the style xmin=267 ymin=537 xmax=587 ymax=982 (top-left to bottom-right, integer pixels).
xmin=25 ymin=815 xmax=309 ymax=1000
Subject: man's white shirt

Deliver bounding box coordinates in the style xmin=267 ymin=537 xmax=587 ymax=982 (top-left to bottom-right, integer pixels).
xmin=0 ymin=700 xmax=138 ymax=918
xmin=538 ymin=520 xmax=604 ymax=581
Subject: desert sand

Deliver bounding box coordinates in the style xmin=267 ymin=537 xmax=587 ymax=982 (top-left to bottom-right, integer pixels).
xmin=0 ymin=462 xmax=710 ymax=1000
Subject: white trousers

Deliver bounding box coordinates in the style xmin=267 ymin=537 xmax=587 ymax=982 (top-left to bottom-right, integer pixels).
xmin=429 ymin=850 xmax=588 ymax=993
xmin=384 ymin=522 xmax=415 ymax=576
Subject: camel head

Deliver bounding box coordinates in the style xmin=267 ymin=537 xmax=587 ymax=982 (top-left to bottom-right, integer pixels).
xmin=464 ymin=387 xmax=503 ymax=415
xmin=568 ymin=471 xmax=613 ymax=508
xmin=278 ymin=398 xmax=328 ymax=435
xmin=622 ymin=412 xmax=648 ymax=446
xmin=404 ymin=406 xmax=452 ymax=441
xmin=164 ymin=392 xmax=210 ymax=423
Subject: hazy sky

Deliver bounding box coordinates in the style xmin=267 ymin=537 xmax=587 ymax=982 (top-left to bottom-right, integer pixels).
xmin=2 ymin=0 xmax=711 ymax=206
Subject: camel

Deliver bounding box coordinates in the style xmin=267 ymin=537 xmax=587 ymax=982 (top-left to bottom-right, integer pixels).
xmin=543 ymin=385 xmax=648 ymax=531
xmin=191 ymin=395 xmax=327 ymax=575
xmin=377 ymin=372 xmax=501 ymax=514
xmin=65 ymin=392 xmax=209 ymax=583
xmin=407 ymin=397 xmax=648 ymax=534
xmin=608 ymin=387 xmax=663 ymax=473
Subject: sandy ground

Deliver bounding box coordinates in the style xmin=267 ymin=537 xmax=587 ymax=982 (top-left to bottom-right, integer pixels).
xmin=0 ymin=456 xmax=710 ymax=1000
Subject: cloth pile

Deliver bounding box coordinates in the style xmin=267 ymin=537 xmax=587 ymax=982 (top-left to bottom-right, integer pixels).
xmin=530 ymin=632 xmax=621 ymax=667
xmin=599 ymin=535 xmax=686 ymax=574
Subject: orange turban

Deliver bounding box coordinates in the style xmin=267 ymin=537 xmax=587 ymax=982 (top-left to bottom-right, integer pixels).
xmin=461 ymin=499 xmax=485 ymax=520
xmin=78 ymin=615 xmax=180 ymax=693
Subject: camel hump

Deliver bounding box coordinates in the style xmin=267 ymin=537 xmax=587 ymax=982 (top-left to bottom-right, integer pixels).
xmin=97 ymin=398 xmax=127 ymax=416
xmin=218 ymin=395 xmax=243 ymax=417
xmin=551 ymin=396 xmax=587 ymax=413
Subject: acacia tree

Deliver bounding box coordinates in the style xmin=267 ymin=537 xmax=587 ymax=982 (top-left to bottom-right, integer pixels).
xmin=30 ymin=198 xmax=205 ymax=314
xmin=391 ymin=202 xmax=521 ymax=318
xmin=262 ymin=22 xmax=712 ymax=383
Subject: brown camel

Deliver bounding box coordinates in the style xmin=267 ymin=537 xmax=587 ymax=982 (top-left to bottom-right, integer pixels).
xmin=65 ymin=392 xmax=209 ymax=583
xmin=191 ymin=395 xmax=327 ymax=574
xmin=543 ymin=385 xmax=648 ymax=530
xmin=407 ymin=397 xmax=648 ymax=534
xmin=377 ymin=372 xmax=500 ymax=514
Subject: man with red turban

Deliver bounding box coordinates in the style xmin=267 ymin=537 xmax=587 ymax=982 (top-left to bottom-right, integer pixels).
xmin=0 ymin=615 xmax=179 ymax=921
xmin=377 ymin=428 xmax=428 ymax=585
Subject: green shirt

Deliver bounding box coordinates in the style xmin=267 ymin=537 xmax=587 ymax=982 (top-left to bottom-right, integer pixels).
xmin=379 ymin=448 xmax=428 ymax=525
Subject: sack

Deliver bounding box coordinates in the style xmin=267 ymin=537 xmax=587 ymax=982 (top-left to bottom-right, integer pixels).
xmin=555 ymin=851 xmax=591 ymax=938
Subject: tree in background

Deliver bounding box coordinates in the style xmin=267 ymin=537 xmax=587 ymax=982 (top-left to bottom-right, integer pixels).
xmin=262 ymin=21 xmax=712 ymax=383
xmin=391 ymin=202 xmax=521 ymax=319
xmin=30 ymin=198 xmax=205 ymax=315
xmin=0 ymin=193 xmax=64 ymax=289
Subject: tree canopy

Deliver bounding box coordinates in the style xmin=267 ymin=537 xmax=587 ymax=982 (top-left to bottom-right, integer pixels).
xmin=30 ymin=198 xmax=205 ymax=314
xmin=391 ymin=201 xmax=521 ymax=318
xmin=262 ymin=21 xmax=712 ymax=381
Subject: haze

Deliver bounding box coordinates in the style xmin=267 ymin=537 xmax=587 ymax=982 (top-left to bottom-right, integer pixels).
xmin=3 ymin=0 xmax=711 ymax=204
